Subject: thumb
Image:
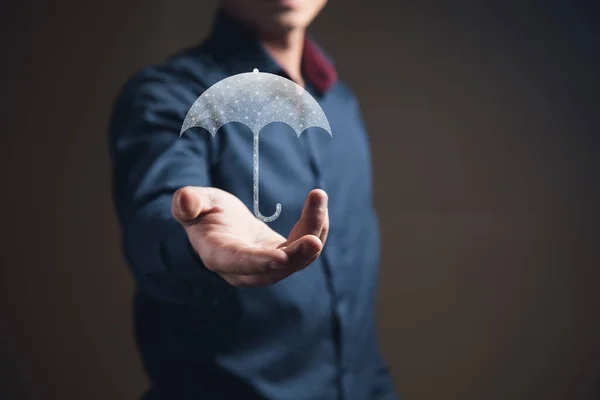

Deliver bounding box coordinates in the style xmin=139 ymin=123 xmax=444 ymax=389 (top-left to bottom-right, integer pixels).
xmin=287 ymin=189 xmax=328 ymax=243
xmin=171 ymin=186 xmax=212 ymax=225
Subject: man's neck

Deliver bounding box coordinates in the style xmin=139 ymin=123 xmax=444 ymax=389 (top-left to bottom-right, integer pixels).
xmin=259 ymin=29 xmax=305 ymax=87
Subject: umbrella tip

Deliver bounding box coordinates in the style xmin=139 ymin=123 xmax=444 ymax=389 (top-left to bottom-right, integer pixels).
xmin=253 ymin=68 xmax=259 ymax=73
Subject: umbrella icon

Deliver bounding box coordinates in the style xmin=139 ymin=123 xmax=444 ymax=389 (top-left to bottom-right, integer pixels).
xmin=180 ymin=68 xmax=332 ymax=222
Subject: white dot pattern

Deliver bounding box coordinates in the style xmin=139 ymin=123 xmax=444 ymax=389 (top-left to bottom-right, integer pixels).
xmin=180 ymin=69 xmax=332 ymax=223
xmin=180 ymin=70 xmax=332 ymax=137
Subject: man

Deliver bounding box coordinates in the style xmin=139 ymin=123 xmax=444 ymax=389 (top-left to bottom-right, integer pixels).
xmin=109 ymin=0 xmax=397 ymax=398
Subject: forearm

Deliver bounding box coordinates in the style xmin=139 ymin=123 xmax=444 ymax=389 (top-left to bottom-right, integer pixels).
xmin=109 ymin=71 xmax=237 ymax=306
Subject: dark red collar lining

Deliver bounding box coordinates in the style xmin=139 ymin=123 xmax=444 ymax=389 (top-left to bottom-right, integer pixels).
xmin=302 ymin=38 xmax=338 ymax=94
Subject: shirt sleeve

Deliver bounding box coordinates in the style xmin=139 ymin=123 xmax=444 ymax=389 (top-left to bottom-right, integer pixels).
xmin=370 ymin=348 xmax=399 ymax=400
xmin=108 ymin=69 xmax=236 ymax=306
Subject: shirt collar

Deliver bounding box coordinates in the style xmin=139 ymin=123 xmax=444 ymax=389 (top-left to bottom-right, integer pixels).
xmin=205 ymin=10 xmax=337 ymax=95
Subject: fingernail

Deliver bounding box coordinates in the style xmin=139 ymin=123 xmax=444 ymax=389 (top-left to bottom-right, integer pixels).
xmin=314 ymin=193 xmax=327 ymax=209
xmin=177 ymin=193 xmax=190 ymax=219
xmin=174 ymin=191 xmax=184 ymax=216
xmin=301 ymin=243 xmax=316 ymax=258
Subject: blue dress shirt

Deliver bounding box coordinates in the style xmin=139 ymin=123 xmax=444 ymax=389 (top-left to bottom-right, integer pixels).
xmin=109 ymin=11 xmax=397 ymax=400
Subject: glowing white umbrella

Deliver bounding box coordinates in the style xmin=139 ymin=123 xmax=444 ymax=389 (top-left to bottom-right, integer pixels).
xmin=180 ymin=68 xmax=332 ymax=222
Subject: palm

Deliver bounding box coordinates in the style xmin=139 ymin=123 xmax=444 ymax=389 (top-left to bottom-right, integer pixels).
xmin=190 ymin=188 xmax=286 ymax=258
xmin=172 ymin=186 xmax=328 ymax=287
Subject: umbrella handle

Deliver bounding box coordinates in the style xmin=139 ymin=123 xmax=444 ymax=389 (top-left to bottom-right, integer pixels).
xmin=253 ymin=131 xmax=282 ymax=223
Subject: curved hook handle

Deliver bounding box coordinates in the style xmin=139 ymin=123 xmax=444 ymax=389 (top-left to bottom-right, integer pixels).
xmin=252 ymin=131 xmax=282 ymax=223
xmin=255 ymin=202 xmax=282 ymax=223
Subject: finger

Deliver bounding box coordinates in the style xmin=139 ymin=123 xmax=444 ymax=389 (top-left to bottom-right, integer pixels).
xmin=212 ymin=247 xmax=287 ymax=287
xmin=280 ymin=234 xmax=323 ymax=272
xmin=287 ymin=189 xmax=329 ymax=244
xmin=220 ymin=272 xmax=283 ymax=288
xmin=171 ymin=186 xmax=213 ymax=225
xmin=218 ymin=235 xmax=322 ymax=287
xmin=243 ymin=235 xmax=323 ymax=286
xmin=214 ymin=245 xmax=288 ymax=276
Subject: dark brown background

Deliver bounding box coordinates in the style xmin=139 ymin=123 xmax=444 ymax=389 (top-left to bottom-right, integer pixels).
xmin=1 ymin=1 xmax=599 ymax=399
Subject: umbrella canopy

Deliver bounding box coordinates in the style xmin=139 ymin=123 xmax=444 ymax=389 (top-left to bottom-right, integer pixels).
xmin=181 ymin=68 xmax=332 ymax=137
xmin=180 ymin=68 xmax=332 ymax=222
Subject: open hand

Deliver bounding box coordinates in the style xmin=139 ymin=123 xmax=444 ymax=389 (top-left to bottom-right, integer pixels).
xmin=171 ymin=187 xmax=329 ymax=287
